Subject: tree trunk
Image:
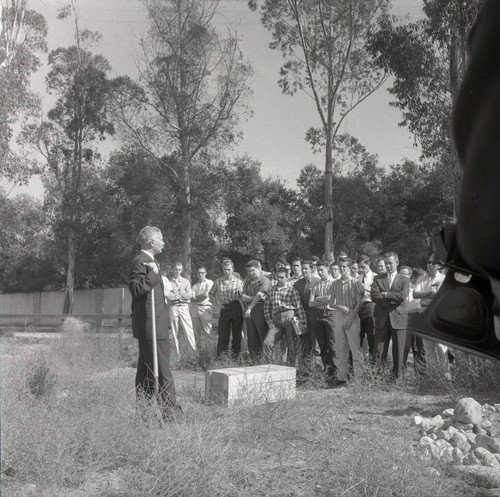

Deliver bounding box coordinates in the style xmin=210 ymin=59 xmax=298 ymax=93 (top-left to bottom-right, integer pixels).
xmin=449 ymin=2 xmax=470 ymax=219
xmin=449 ymin=25 xmax=461 ymax=218
xmin=183 ymin=192 xmax=192 ymax=279
xmin=180 ymin=156 xmax=192 ymax=279
xmin=63 ymin=229 xmax=76 ymax=314
xmin=324 ymin=131 xmax=334 ymax=263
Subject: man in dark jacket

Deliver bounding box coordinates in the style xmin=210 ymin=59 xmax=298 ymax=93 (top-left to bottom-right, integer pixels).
xmin=129 ymin=226 xmax=179 ymax=419
xmin=371 ymin=252 xmax=410 ymax=378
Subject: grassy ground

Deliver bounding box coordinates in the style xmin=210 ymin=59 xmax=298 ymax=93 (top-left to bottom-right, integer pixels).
xmin=1 ymin=326 xmax=499 ymax=497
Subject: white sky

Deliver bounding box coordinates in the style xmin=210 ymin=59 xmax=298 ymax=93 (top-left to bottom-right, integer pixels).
xmin=18 ymin=0 xmax=425 ymax=197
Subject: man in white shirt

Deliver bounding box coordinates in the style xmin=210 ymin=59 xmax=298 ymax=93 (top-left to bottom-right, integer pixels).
xmin=289 ymin=258 xmax=302 ymax=285
xmin=413 ymin=253 xmax=449 ymax=378
xmin=190 ymin=266 xmax=214 ymax=345
xmin=168 ymin=262 xmax=196 ymax=356
xmin=357 ymin=255 xmax=376 ymax=359
xmin=400 ymin=265 xmax=423 ymax=369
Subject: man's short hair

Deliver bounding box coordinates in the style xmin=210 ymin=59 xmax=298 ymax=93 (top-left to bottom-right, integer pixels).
xmin=246 ymin=259 xmax=261 ymax=269
xmin=301 ymin=260 xmax=313 ymax=269
xmin=383 ymin=251 xmax=399 ymax=262
xmin=291 ymin=257 xmax=301 ymax=264
xmin=316 ymin=260 xmax=328 ymax=268
xmin=197 ymin=266 xmax=207 ymax=272
xmin=357 ymin=254 xmax=370 ymax=265
xmin=311 ymin=256 xmax=320 ymax=263
xmin=400 ymin=265 xmax=412 ymax=274
xmin=137 ymin=226 xmax=162 ymax=246
xmin=174 ymin=261 xmax=183 ymax=269
xmin=276 ymin=267 xmax=288 ymax=276
xmin=412 ymin=267 xmax=426 ymax=279
xmin=338 ymin=251 xmax=348 ymax=261
xmin=428 ymin=253 xmax=441 ymax=264
xmin=222 ymin=259 xmax=234 ymax=268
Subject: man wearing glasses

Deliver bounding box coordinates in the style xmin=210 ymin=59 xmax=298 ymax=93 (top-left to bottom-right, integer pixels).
xmin=413 ymin=253 xmax=450 ymax=378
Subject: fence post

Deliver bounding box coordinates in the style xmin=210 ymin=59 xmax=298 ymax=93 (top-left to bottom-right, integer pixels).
xmin=95 ymin=289 xmax=104 ymax=328
xmin=118 ymin=287 xmax=125 ymax=328
xmin=33 ymin=292 xmax=41 ymax=327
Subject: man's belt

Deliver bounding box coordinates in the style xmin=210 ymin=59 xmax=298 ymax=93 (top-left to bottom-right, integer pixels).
xmin=273 ymin=309 xmax=294 ymax=316
xmin=221 ymin=300 xmax=238 ymax=309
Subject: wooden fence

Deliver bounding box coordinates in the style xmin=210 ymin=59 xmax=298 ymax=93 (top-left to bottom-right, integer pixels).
xmin=0 ymin=287 xmax=221 ymax=330
xmin=0 ymin=287 xmax=131 ymax=329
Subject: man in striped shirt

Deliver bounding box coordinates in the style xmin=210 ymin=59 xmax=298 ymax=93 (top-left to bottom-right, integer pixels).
xmin=308 ymin=261 xmax=337 ymax=379
xmin=209 ymin=259 xmax=244 ymax=359
xmin=330 ymin=259 xmax=365 ymax=384
xmin=263 ymin=267 xmax=307 ymax=366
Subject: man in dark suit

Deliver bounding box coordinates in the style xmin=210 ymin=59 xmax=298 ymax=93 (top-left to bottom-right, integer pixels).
xmin=371 ymin=251 xmax=410 ymax=378
xmin=129 ymin=226 xmax=179 ymax=419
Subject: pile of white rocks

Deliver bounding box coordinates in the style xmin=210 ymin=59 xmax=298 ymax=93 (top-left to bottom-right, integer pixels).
xmin=413 ymin=397 xmax=500 ymax=489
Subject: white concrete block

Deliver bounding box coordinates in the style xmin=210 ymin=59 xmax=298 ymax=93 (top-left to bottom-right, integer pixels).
xmin=205 ymin=365 xmax=296 ymax=407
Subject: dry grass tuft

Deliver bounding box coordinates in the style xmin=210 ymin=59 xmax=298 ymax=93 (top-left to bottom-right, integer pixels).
xmin=23 ymin=352 xmax=56 ymax=399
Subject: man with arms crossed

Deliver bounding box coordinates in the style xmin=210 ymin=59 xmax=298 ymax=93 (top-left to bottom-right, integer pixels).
xmin=129 ymin=226 xmax=179 ymax=420
xmin=371 ymin=252 xmax=410 ymax=379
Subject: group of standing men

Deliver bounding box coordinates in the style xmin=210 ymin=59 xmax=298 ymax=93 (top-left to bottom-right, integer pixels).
xmin=206 ymin=250 xmax=449 ymax=384
xmin=128 ymin=225 xmax=448 ymax=419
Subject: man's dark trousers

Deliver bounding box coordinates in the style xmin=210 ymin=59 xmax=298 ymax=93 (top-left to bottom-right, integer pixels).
xmin=136 ymin=339 xmax=176 ymax=407
xmin=217 ymin=300 xmax=243 ymax=358
xmin=246 ymin=302 xmax=268 ymax=361
xmin=359 ymin=301 xmax=376 ymax=359
xmin=309 ymin=308 xmax=336 ymax=377
xmin=374 ymin=322 xmax=406 ymax=378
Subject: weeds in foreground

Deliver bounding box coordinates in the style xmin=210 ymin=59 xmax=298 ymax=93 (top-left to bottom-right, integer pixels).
xmin=2 ymin=330 xmax=493 ymax=497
